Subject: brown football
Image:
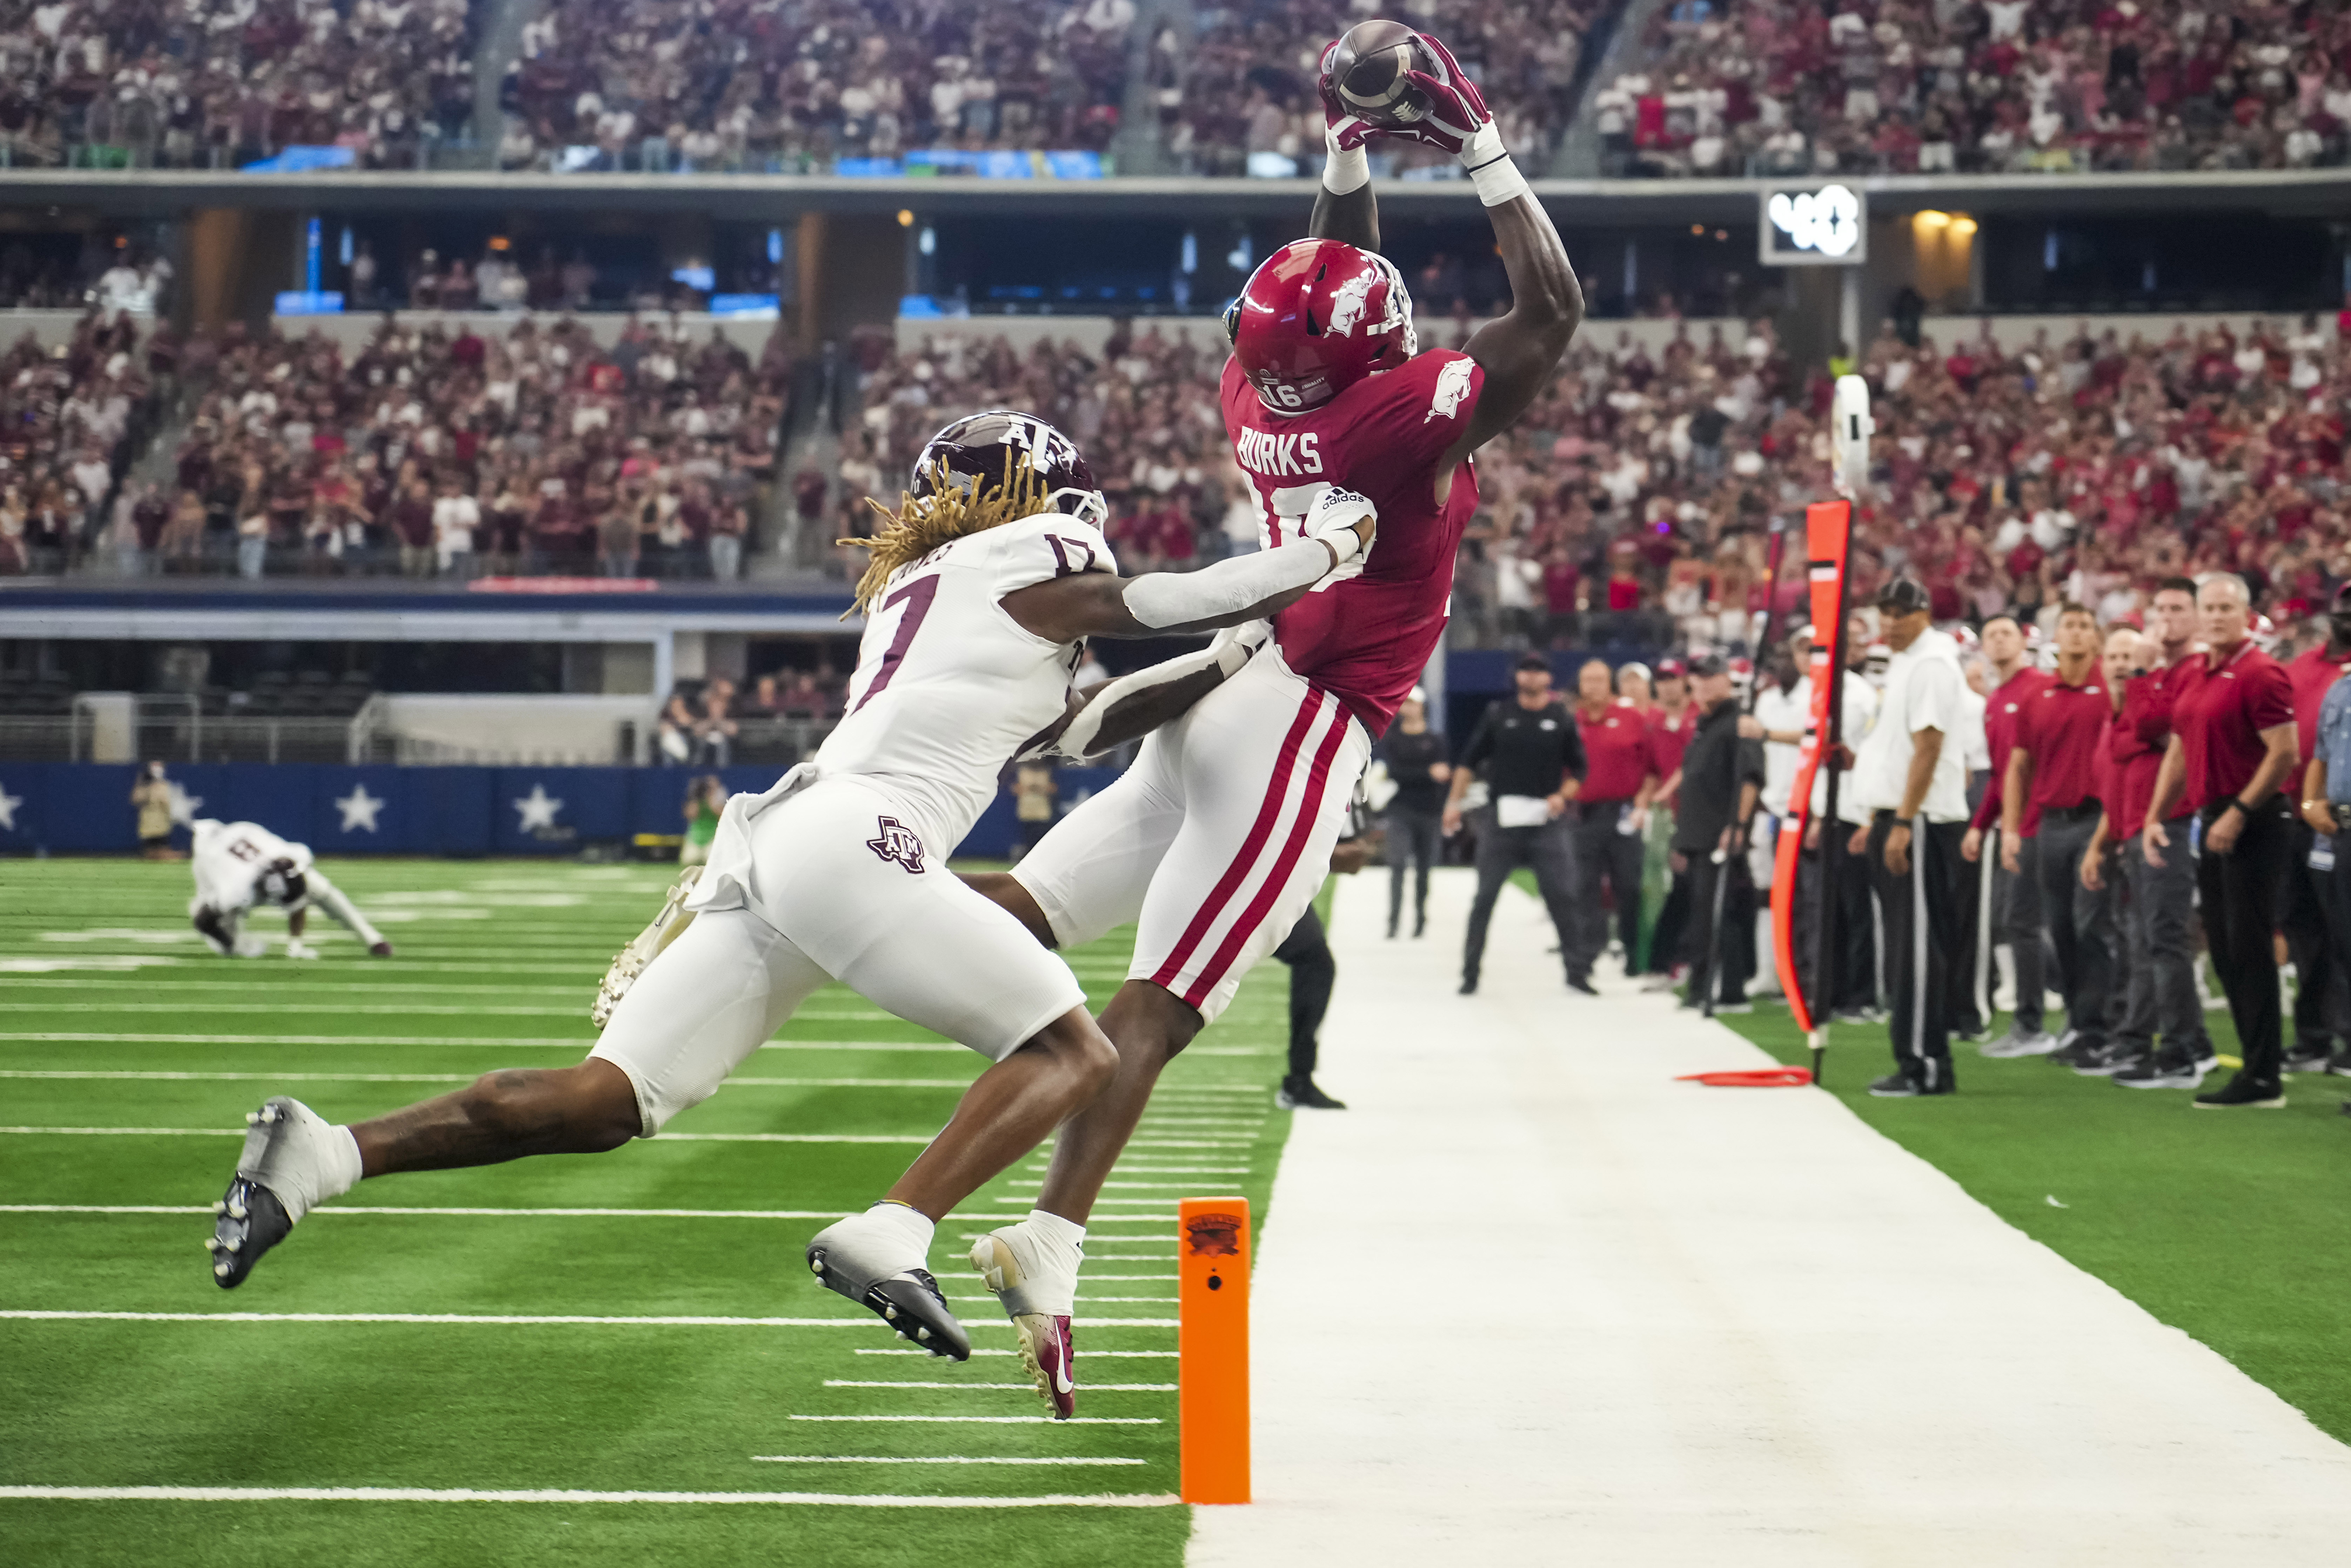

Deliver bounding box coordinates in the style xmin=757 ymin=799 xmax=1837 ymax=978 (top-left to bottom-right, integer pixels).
xmin=1325 ymin=19 xmax=1440 ymax=129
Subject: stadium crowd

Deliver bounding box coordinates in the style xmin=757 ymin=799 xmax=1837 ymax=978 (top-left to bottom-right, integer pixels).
xmin=0 ymin=312 xmax=176 ymax=574
xmin=0 ymin=0 xmax=478 ymax=169
xmin=1598 ymin=0 xmax=2351 ymax=177
xmin=82 ymin=314 xmax=790 ymax=579
xmin=1164 ymin=0 xmax=1599 ymax=176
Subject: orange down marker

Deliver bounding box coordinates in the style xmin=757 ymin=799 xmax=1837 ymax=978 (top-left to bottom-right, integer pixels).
xmin=1178 ymin=1195 xmax=1251 ymax=1504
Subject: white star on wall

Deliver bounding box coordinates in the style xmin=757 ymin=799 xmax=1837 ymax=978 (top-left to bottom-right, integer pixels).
xmin=0 ymin=783 xmax=21 ymax=832
xmin=335 ymin=785 xmax=386 ymax=834
xmin=512 ymin=783 xmax=565 ymax=832
xmin=166 ymin=782 xmax=203 ymax=825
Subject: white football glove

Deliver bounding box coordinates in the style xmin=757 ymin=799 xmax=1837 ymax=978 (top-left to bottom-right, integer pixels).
xmin=1302 ymin=485 xmax=1377 ymax=585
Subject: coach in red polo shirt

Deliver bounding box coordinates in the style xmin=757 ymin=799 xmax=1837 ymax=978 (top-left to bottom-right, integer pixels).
xmin=1569 ymin=659 xmax=1661 ymax=988
xmin=2144 ymin=574 xmax=2301 ymax=1107
xmin=1642 ymin=659 xmax=1698 ymax=984
xmin=2279 ymin=584 xmax=2351 ymax=1070
xmin=1967 ymin=613 xmax=2054 ymax=1055
xmin=2001 ymin=603 xmax=2122 ymax=1069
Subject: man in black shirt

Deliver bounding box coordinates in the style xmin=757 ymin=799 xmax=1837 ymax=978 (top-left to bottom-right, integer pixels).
xmin=1675 ymin=654 xmax=1766 ymax=1011
xmin=1375 ymin=688 xmax=1450 ymax=938
xmin=1442 ymin=654 xmax=1587 ymax=995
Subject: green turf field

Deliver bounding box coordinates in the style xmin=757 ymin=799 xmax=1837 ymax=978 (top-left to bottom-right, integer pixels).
xmin=0 ymin=858 xmax=1299 ymax=1566
xmin=1717 ymin=1001 xmax=2351 ymax=1445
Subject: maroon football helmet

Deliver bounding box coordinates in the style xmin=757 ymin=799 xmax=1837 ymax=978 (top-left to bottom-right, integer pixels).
xmin=1223 ymin=238 xmax=1416 ymax=413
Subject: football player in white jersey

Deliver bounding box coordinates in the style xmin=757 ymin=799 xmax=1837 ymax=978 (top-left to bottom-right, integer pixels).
xmin=188 ymin=818 xmax=394 ymax=960
xmin=204 ymin=411 xmax=1373 ymax=1391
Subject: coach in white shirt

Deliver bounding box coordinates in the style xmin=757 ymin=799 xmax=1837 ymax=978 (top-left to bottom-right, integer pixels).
xmin=1849 ymin=578 xmax=1971 ymax=1096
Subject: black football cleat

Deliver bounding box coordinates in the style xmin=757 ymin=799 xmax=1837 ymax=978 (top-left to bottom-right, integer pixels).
xmin=369 ymin=941 xmax=394 ymax=958
xmin=806 ymin=1220 xmax=970 ymax=1360
xmin=1276 ymin=1075 xmax=1347 ymax=1110
xmin=206 ymin=1177 xmax=293 ymax=1289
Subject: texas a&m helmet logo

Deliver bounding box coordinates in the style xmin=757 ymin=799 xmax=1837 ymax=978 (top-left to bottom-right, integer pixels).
xmin=866 ymin=816 xmax=926 ymax=874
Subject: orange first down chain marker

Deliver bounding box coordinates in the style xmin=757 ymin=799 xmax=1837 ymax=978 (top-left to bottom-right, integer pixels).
xmin=1178 ymin=1195 xmax=1250 ymax=1504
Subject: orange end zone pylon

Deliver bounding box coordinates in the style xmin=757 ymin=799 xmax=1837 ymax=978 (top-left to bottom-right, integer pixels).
xmin=1770 ymin=497 xmax=1855 ymax=1038
xmin=1178 ymin=1196 xmax=1250 ymax=1504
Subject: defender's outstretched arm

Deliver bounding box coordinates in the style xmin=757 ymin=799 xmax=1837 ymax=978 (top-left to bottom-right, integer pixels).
xmin=999 ymin=490 xmax=1373 ymax=645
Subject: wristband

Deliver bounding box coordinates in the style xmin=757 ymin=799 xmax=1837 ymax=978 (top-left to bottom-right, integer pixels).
xmin=2221 ymin=798 xmax=2246 ymax=818
xmin=1459 ymin=122 xmax=1528 ymax=207
xmin=1322 ymin=130 xmax=1369 ymax=195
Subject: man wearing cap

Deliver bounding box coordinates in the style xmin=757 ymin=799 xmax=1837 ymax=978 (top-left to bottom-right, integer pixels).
xmin=2279 ymin=588 xmax=2351 ymax=1072
xmin=1569 ymin=659 xmax=1661 ymax=988
xmin=2144 ymin=574 xmax=2301 ymax=1108
xmin=2001 ymin=603 xmax=2123 ymax=1071
xmin=1849 ymin=578 xmax=1972 ymax=1095
xmin=1964 ymin=612 xmax=2055 ymax=1056
xmin=1444 ymin=654 xmax=1588 ymax=996
xmin=1673 ymin=653 xmax=1766 ymax=1011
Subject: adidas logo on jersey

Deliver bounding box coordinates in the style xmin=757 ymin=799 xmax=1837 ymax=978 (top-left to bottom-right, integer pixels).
xmin=866 ymin=816 xmax=927 ymax=874
xmin=1235 ymin=428 xmax=1325 ymax=478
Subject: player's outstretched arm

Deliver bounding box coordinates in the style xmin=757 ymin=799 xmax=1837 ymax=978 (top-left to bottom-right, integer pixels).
xmin=1308 ymin=39 xmax=1380 ymax=252
xmin=1000 ymin=490 xmax=1375 ymax=645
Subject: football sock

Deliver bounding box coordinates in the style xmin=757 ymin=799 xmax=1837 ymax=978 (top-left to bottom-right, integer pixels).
xmin=321 ymin=1126 xmax=362 ymax=1203
xmin=864 ymin=1199 xmax=937 ymax=1264
xmin=1024 ymin=1207 xmax=1088 ymax=1271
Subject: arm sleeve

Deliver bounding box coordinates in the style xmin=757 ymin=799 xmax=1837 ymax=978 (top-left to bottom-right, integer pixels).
xmin=1737 ymin=736 xmax=1767 ymax=790
xmin=1121 ymin=536 xmax=1334 ymax=628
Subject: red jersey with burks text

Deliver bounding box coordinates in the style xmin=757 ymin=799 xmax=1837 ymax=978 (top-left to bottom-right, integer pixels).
xmin=1219 ymin=349 xmax=1484 ymax=736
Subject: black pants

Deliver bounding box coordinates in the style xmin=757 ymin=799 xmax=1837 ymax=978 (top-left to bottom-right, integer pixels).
xmin=1794 ymin=828 xmax=1876 ymax=1013
xmin=1462 ymin=812 xmax=1577 ymax=985
xmin=1569 ymin=801 xmax=1646 ymax=978
xmin=1272 ymin=903 xmax=1334 ymax=1079
xmin=1950 ymin=821 xmax=1985 ymax=1036
xmin=2199 ymin=798 xmax=2292 ymax=1085
xmin=1989 ymin=830 xmax=2049 ymax=1034
xmin=1384 ymin=808 xmax=1441 ymax=935
xmin=1868 ymin=812 xmax=1962 ymax=1088
xmin=1683 ymin=844 xmax=1755 ymax=1007
xmin=2280 ymin=818 xmax=2349 ymax=1054
xmin=1652 ymin=863 xmax=1692 ymax=974
xmin=2031 ymin=808 xmax=2117 ymax=1048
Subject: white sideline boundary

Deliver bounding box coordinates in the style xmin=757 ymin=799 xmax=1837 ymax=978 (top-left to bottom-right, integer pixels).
xmin=0 ymin=1310 xmax=1179 ymax=1328
xmin=0 ymin=1485 xmax=1177 ymax=1508
xmin=1191 ymin=870 xmax=2351 ymax=1568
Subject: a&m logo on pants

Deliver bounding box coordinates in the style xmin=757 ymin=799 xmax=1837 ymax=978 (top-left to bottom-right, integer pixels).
xmin=866 ymin=816 xmax=926 ymax=874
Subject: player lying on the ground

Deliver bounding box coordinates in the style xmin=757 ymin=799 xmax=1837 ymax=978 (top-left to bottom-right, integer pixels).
xmin=188 ymin=818 xmax=393 ymax=960
xmin=956 ymin=22 xmax=1580 ymax=1417
xmin=203 ymin=410 xmax=1375 ymax=1398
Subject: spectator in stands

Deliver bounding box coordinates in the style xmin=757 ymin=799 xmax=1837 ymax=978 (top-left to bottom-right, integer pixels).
xmin=695 ymin=677 xmax=740 ymax=766
xmin=432 ymin=475 xmax=479 ymax=577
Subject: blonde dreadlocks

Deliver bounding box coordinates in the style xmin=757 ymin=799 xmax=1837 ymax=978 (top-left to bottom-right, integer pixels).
xmin=840 ymin=451 xmax=1052 ymax=615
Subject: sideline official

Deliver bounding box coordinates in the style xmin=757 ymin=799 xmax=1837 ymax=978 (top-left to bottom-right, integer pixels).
xmin=1446 ymin=654 xmax=1587 ymax=996
xmin=1852 ymin=579 xmax=1971 ymax=1097
xmin=2145 ymin=574 xmax=2300 ymax=1108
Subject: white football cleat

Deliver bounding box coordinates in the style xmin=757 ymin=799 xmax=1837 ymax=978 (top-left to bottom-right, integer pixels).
xmin=971 ymin=1222 xmax=1081 ymax=1419
xmin=591 ymin=866 xmax=704 ymax=1030
xmin=283 ymin=939 xmax=321 ymax=960
xmin=231 ymin=933 xmax=269 ymax=959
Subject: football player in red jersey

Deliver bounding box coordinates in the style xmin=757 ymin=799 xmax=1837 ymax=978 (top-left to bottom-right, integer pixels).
xmin=962 ymin=29 xmax=1580 ymax=1414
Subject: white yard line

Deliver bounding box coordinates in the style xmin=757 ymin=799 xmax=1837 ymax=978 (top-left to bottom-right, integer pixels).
xmin=0 ymin=1485 xmax=1176 ymax=1508
xmin=1191 ymin=871 xmax=2351 ymax=1568
xmin=823 ymin=1381 xmax=1175 ymax=1392
xmin=787 ymin=1415 xmax=1160 ymax=1426
xmin=750 ymin=1455 xmax=1146 ymax=1466
xmin=0 ymin=1310 xmax=1178 ymax=1328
